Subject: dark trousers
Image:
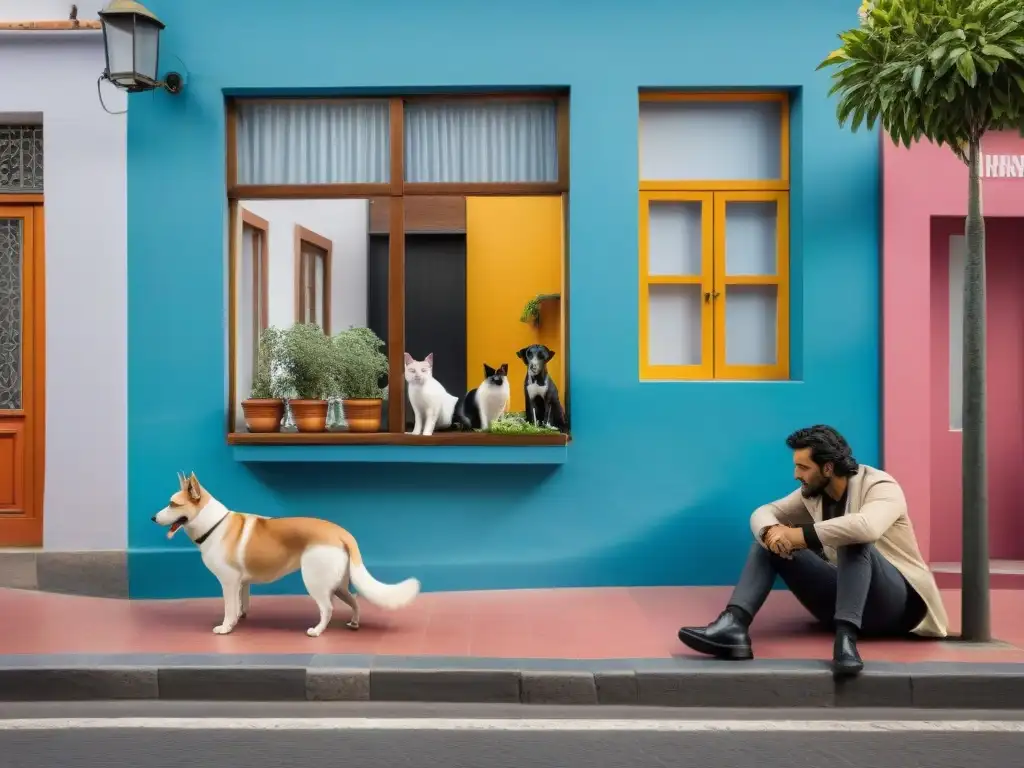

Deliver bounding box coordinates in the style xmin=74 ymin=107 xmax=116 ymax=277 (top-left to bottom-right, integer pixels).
xmin=727 ymin=542 xmax=926 ymax=636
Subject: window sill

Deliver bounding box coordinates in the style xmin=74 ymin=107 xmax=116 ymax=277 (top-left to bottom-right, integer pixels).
xmin=227 ymin=431 xmax=570 ymax=465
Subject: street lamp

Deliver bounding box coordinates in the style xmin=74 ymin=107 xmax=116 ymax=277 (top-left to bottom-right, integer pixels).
xmin=98 ymin=0 xmax=183 ymax=94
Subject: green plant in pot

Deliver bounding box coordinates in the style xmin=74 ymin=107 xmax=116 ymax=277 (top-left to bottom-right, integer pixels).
xmin=278 ymin=322 xmax=341 ymax=433
xmin=520 ymin=293 xmax=561 ymax=327
xmin=332 ymin=326 xmax=389 ymax=432
xmin=242 ymin=326 xmax=287 ymax=433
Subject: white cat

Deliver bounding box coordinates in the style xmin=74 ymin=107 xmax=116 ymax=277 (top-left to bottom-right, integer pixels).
xmin=457 ymin=363 xmax=510 ymax=431
xmin=404 ymin=352 xmax=459 ymax=436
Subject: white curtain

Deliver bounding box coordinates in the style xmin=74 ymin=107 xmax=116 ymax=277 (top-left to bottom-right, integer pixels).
xmin=236 ymin=101 xmax=391 ymax=185
xmin=403 ymin=100 xmax=558 ymax=183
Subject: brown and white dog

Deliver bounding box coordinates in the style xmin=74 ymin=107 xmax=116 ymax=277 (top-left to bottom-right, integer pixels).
xmin=152 ymin=472 xmax=420 ymax=637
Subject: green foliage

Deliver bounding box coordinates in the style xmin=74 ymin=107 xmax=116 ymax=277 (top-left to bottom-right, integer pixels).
xmin=332 ymin=326 xmax=389 ymax=400
xmin=249 ymin=326 xmax=285 ymax=400
xmin=519 ymin=293 xmax=561 ymax=326
xmin=485 ymin=411 xmax=560 ymax=435
xmin=818 ymin=0 xmax=1024 ymax=160
xmin=278 ymin=323 xmax=340 ymax=400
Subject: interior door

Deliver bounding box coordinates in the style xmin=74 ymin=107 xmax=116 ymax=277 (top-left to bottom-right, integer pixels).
xmin=0 ymin=205 xmax=43 ymax=546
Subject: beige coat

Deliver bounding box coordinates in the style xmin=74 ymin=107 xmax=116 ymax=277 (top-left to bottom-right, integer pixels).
xmin=749 ymin=464 xmax=949 ymax=637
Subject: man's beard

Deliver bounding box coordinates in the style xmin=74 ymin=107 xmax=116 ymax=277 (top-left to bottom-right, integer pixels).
xmin=800 ymin=475 xmax=829 ymax=498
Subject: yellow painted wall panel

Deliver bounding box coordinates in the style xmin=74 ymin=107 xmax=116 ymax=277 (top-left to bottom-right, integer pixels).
xmin=465 ymin=196 xmax=564 ymax=414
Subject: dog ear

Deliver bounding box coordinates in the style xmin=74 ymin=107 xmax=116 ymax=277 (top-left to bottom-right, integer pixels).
xmin=403 ymin=352 xmax=413 ymax=366
xmin=425 ymin=352 xmax=433 ymax=367
xmin=541 ymin=346 xmax=555 ymax=361
xmin=516 ymin=347 xmax=529 ymax=362
xmin=186 ymin=472 xmax=202 ymax=503
xmin=483 ymin=363 xmax=495 ymax=377
xmin=177 ymin=471 xmax=187 ymax=491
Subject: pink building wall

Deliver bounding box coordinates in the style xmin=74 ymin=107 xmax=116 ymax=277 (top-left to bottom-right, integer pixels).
xmin=883 ymin=131 xmax=1024 ymax=562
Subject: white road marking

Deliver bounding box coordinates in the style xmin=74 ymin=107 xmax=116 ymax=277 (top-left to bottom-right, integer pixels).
xmin=0 ymin=718 xmax=1023 ymax=732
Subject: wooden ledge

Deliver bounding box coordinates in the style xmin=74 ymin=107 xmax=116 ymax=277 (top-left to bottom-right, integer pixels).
xmin=228 ymin=431 xmax=568 ymax=446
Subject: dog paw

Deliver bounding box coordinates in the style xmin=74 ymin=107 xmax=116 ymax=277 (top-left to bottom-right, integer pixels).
xmin=213 ymin=624 xmax=235 ymax=635
xmin=306 ymin=626 xmax=325 ymax=637
xmin=345 ymin=620 xmax=360 ymax=631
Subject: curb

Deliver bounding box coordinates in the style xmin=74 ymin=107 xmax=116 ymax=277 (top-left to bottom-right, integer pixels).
xmin=2 ymin=655 xmax=1024 ymax=707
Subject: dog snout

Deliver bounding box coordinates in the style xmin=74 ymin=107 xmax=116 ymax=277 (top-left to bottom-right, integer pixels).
xmin=150 ymin=515 xmax=157 ymax=523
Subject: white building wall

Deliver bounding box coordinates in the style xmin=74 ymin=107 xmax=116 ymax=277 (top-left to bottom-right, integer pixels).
xmin=0 ymin=1 xmax=128 ymax=549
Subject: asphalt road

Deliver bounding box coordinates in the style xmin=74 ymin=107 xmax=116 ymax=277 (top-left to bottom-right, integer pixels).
xmin=1 ymin=702 xmax=1023 ymax=768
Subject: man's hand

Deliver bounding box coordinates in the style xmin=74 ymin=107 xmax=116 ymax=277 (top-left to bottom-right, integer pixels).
xmin=763 ymin=524 xmax=807 ymax=558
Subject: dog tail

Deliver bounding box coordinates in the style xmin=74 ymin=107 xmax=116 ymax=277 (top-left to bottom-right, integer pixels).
xmin=339 ymin=529 xmax=420 ymax=610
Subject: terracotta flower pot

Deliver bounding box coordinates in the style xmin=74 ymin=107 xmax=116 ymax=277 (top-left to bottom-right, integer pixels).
xmin=289 ymin=399 xmax=330 ymax=432
xmin=342 ymin=398 xmax=383 ymax=432
xmin=241 ymin=398 xmax=285 ymax=433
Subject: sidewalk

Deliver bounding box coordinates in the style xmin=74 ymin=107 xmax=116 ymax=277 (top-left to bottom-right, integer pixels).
xmin=3 ymin=585 xmax=1024 ymax=707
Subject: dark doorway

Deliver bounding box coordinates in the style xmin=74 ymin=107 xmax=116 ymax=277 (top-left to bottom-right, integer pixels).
xmin=367 ymin=233 xmax=468 ymax=429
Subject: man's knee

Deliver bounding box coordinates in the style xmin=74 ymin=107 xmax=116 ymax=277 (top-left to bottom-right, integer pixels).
xmin=836 ymin=541 xmax=872 ymax=563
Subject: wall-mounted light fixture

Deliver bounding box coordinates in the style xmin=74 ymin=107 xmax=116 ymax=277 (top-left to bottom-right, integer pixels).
xmin=98 ymin=0 xmax=183 ymax=95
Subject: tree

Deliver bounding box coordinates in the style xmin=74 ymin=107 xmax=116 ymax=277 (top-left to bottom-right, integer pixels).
xmin=818 ymin=0 xmax=1024 ymax=641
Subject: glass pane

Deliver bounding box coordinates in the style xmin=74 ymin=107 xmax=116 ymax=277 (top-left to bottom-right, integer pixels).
xmin=725 ymin=200 xmax=777 ymax=276
xmin=0 ymin=218 xmax=23 ymax=410
xmin=648 ymin=284 xmax=702 ymax=366
xmin=725 ymin=284 xmax=777 ymax=366
xmin=639 ymin=100 xmax=782 ymax=181
xmin=236 ymin=101 xmax=390 ymax=185
xmin=104 ymin=17 xmax=135 ymax=81
xmin=404 ymin=100 xmax=558 ymax=183
xmin=648 ymin=201 xmax=702 ymax=276
xmin=234 ymin=199 xmax=380 ymax=432
xmin=133 ymin=20 xmax=160 ymax=82
xmin=0 ymin=125 xmax=44 ymax=193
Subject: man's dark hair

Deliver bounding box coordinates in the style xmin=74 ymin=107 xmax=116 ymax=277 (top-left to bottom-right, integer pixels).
xmin=785 ymin=424 xmax=859 ymax=477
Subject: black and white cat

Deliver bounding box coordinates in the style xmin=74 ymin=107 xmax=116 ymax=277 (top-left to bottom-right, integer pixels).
xmin=456 ymin=363 xmax=510 ymax=431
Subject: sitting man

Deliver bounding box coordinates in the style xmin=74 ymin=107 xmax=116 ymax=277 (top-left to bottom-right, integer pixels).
xmin=677 ymin=425 xmax=948 ymax=676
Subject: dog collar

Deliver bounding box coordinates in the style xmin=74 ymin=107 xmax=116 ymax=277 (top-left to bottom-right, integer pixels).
xmin=194 ymin=512 xmax=229 ymax=546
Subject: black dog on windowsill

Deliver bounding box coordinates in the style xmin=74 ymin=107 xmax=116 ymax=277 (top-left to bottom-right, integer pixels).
xmin=515 ymin=344 xmax=567 ymax=433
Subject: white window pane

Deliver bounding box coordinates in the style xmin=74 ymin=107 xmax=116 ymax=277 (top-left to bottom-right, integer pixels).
xmin=648 ymin=284 xmax=703 ymax=366
xmin=404 ymin=100 xmax=558 ymax=183
xmin=725 ymin=201 xmax=777 ymax=276
xmin=949 ymin=235 xmax=965 ymax=430
xmin=725 ymin=284 xmax=777 ymax=366
xmin=236 ymin=101 xmax=390 ymax=185
xmin=640 ymin=100 xmax=782 ymax=181
xmin=649 ymin=201 xmax=703 ymax=276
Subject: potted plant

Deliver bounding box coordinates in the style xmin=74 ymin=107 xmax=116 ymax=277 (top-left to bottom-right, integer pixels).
xmin=520 ymin=293 xmax=561 ymax=327
xmin=278 ymin=322 xmax=340 ymax=432
xmin=332 ymin=326 xmax=389 ymax=432
xmin=241 ymin=326 xmax=286 ymax=432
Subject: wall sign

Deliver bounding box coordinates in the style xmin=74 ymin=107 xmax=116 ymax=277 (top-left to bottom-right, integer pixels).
xmin=980 ymin=152 xmax=1024 ymax=178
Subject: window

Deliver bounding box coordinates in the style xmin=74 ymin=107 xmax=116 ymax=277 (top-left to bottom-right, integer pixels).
xmin=638 ymin=93 xmax=790 ymax=381
xmin=227 ymin=95 xmax=570 ymax=445
xmin=294 ymin=225 xmax=332 ymax=332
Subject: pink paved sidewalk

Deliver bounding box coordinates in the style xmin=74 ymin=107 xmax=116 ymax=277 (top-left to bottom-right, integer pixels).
xmin=2 ymin=585 xmax=1023 ymax=662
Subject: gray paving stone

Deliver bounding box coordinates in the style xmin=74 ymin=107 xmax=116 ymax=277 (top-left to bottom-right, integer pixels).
xmin=595 ymin=670 xmax=637 ymax=704
xmin=520 ymin=670 xmax=596 ymax=704
xmin=834 ymin=670 xmax=913 ymax=707
xmin=370 ymin=668 xmax=521 ymax=703
xmin=305 ymin=668 xmax=370 ymax=701
xmin=911 ymin=670 xmax=1024 ymax=709
xmin=35 ymin=551 xmax=128 ymax=598
xmin=0 ymin=551 xmax=37 ymax=590
xmin=636 ymin=668 xmax=834 ymax=708
xmin=0 ymin=667 xmax=157 ymax=700
xmin=157 ymin=666 xmax=307 ymax=701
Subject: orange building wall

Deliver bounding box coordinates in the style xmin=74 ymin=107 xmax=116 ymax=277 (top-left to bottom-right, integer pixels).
xmin=465 ymin=196 xmax=564 ymax=413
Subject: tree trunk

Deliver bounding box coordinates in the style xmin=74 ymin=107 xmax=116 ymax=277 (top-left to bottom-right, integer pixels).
xmin=960 ymin=137 xmax=990 ymax=642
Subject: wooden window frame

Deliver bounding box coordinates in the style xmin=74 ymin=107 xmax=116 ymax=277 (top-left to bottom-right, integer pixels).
xmin=225 ymin=93 xmax=571 ymax=445
xmin=240 ymin=209 xmax=270 ymax=374
xmin=293 ymin=225 xmax=333 ymax=334
xmin=638 ymin=91 xmax=790 ymax=382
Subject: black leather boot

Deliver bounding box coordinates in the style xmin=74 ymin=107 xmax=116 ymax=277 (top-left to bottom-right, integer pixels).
xmin=832 ymin=629 xmax=864 ymax=677
xmin=677 ymin=610 xmax=753 ymax=660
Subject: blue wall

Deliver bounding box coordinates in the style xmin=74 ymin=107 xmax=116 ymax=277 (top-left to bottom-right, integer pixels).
xmin=127 ymin=0 xmax=880 ymax=598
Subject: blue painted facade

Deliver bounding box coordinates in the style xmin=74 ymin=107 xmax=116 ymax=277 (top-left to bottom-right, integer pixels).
xmin=126 ymin=0 xmax=880 ymax=598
